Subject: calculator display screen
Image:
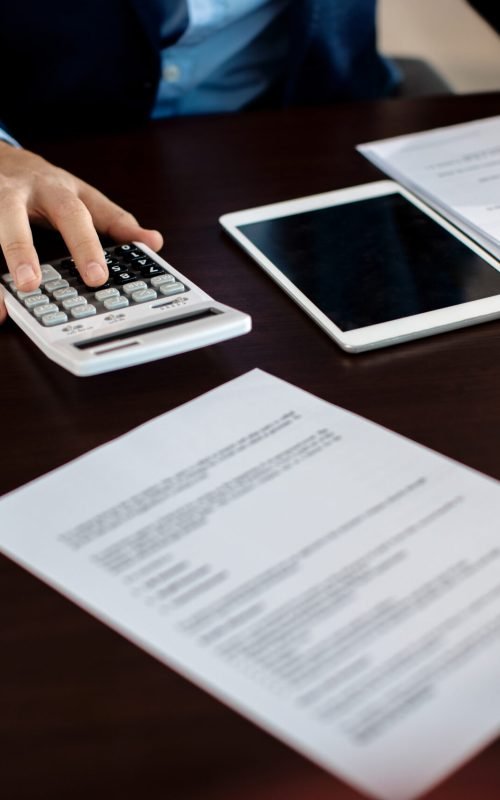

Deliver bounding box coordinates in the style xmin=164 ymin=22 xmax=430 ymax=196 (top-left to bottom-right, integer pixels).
xmin=74 ymin=309 xmax=220 ymax=349
xmin=236 ymin=193 xmax=500 ymax=331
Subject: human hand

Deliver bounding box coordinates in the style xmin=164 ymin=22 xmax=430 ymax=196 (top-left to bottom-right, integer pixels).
xmin=0 ymin=141 xmax=163 ymax=323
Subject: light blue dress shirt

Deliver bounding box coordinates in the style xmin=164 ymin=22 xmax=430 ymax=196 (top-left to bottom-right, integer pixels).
xmin=152 ymin=0 xmax=291 ymax=118
xmin=0 ymin=129 xmax=20 ymax=147
xmin=0 ymin=0 xmax=290 ymax=146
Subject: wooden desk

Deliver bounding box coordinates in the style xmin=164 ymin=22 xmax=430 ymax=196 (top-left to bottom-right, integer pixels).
xmin=2 ymin=94 xmax=500 ymax=799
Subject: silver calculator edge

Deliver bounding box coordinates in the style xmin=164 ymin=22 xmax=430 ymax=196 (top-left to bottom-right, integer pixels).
xmin=1 ymin=242 xmax=252 ymax=376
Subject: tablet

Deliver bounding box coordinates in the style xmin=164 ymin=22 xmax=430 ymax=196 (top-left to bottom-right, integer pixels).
xmin=220 ymin=180 xmax=500 ymax=352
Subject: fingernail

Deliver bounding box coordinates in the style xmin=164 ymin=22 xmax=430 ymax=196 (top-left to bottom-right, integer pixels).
xmin=85 ymin=262 xmax=107 ymax=284
xmin=15 ymin=264 xmax=37 ymax=287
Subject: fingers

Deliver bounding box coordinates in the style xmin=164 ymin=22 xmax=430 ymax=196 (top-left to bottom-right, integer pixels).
xmin=0 ymin=143 xmax=162 ymax=306
xmin=0 ymin=292 xmax=7 ymax=325
xmin=81 ymin=184 xmax=163 ymax=251
xmin=0 ymin=195 xmax=41 ymax=291
xmin=41 ymin=189 xmax=108 ymax=287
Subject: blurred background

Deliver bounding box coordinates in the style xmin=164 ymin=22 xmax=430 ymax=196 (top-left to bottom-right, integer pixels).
xmin=379 ymin=0 xmax=500 ymax=93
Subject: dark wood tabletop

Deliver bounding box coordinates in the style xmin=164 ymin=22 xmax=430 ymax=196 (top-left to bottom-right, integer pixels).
xmin=2 ymin=92 xmax=500 ymax=800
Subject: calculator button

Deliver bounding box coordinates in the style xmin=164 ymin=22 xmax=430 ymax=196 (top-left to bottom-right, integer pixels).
xmin=104 ymin=260 xmax=122 ymax=272
xmin=135 ymin=257 xmax=153 ymax=268
xmin=42 ymin=311 xmax=68 ymax=326
xmin=33 ymin=302 xmax=59 ymax=318
xmin=62 ymin=296 xmax=87 ymax=311
xmin=53 ymin=287 xmax=78 ymax=301
xmin=17 ymin=288 xmax=42 ymax=300
xmin=46 ymin=278 xmax=69 ymax=293
xmin=103 ymin=295 xmax=129 ymax=311
xmin=115 ymin=244 xmax=133 ymax=255
xmin=85 ymin=281 xmax=111 ymax=292
xmin=71 ymin=304 xmax=97 ymax=319
xmin=40 ymin=265 xmax=61 ymax=285
xmin=140 ymin=264 xmax=166 ymax=279
xmin=122 ymin=280 xmax=147 ymax=296
xmin=122 ymin=249 xmax=143 ymax=261
xmin=24 ymin=293 xmax=50 ymax=309
xmin=159 ymin=281 xmax=185 ymax=296
xmin=95 ymin=287 xmax=120 ymax=302
xmin=2 ymin=273 xmax=14 ymax=284
xmin=131 ymin=288 xmax=157 ymax=303
xmin=108 ymin=264 xmax=123 ymax=276
xmin=151 ymin=274 xmax=176 ymax=288
xmin=113 ymin=271 xmax=138 ymax=285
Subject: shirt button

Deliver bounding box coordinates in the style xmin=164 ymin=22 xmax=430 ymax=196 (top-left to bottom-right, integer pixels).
xmin=163 ymin=64 xmax=181 ymax=83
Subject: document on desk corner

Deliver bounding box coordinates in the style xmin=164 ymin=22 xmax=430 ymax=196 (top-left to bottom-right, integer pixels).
xmin=1 ymin=369 xmax=500 ymax=800
xmin=358 ymin=114 xmax=500 ymax=259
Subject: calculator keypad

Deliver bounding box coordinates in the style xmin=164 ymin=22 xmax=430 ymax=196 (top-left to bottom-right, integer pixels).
xmin=1 ymin=244 xmax=188 ymax=326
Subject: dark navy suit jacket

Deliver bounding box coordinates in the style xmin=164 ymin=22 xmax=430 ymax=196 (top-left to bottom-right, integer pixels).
xmin=0 ymin=0 xmax=398 ymax=138
xmin=0 ymin=0 xmax=497 ymax=139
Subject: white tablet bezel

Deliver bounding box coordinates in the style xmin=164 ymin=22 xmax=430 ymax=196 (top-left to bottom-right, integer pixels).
xmin=220 ymin=180 xmax=500 ymax=352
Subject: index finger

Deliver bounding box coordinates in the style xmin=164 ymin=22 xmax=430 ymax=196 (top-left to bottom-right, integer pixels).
xmin=41 ymin=188 xmax=108 ymax=287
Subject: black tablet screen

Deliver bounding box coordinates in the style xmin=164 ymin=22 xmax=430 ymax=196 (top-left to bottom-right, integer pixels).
xmin=237 ymin=193 xmax=500 ymax=331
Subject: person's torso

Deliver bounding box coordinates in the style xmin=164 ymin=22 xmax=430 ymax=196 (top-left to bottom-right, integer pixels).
xmin=0 ymin=0 xmax=397 ymax=139
xmin=153 ymin=0 xmax=292 ymax=117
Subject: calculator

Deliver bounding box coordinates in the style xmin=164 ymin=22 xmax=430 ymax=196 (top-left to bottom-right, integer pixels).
xmin=0 ymin=242 xmax=251 ymax=376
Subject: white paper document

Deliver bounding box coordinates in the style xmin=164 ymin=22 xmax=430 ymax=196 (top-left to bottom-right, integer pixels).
xmin=2 ymin=370 xmax=500 ymax=800
xmin=358 ymin=115 xmax=500 ymax=259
